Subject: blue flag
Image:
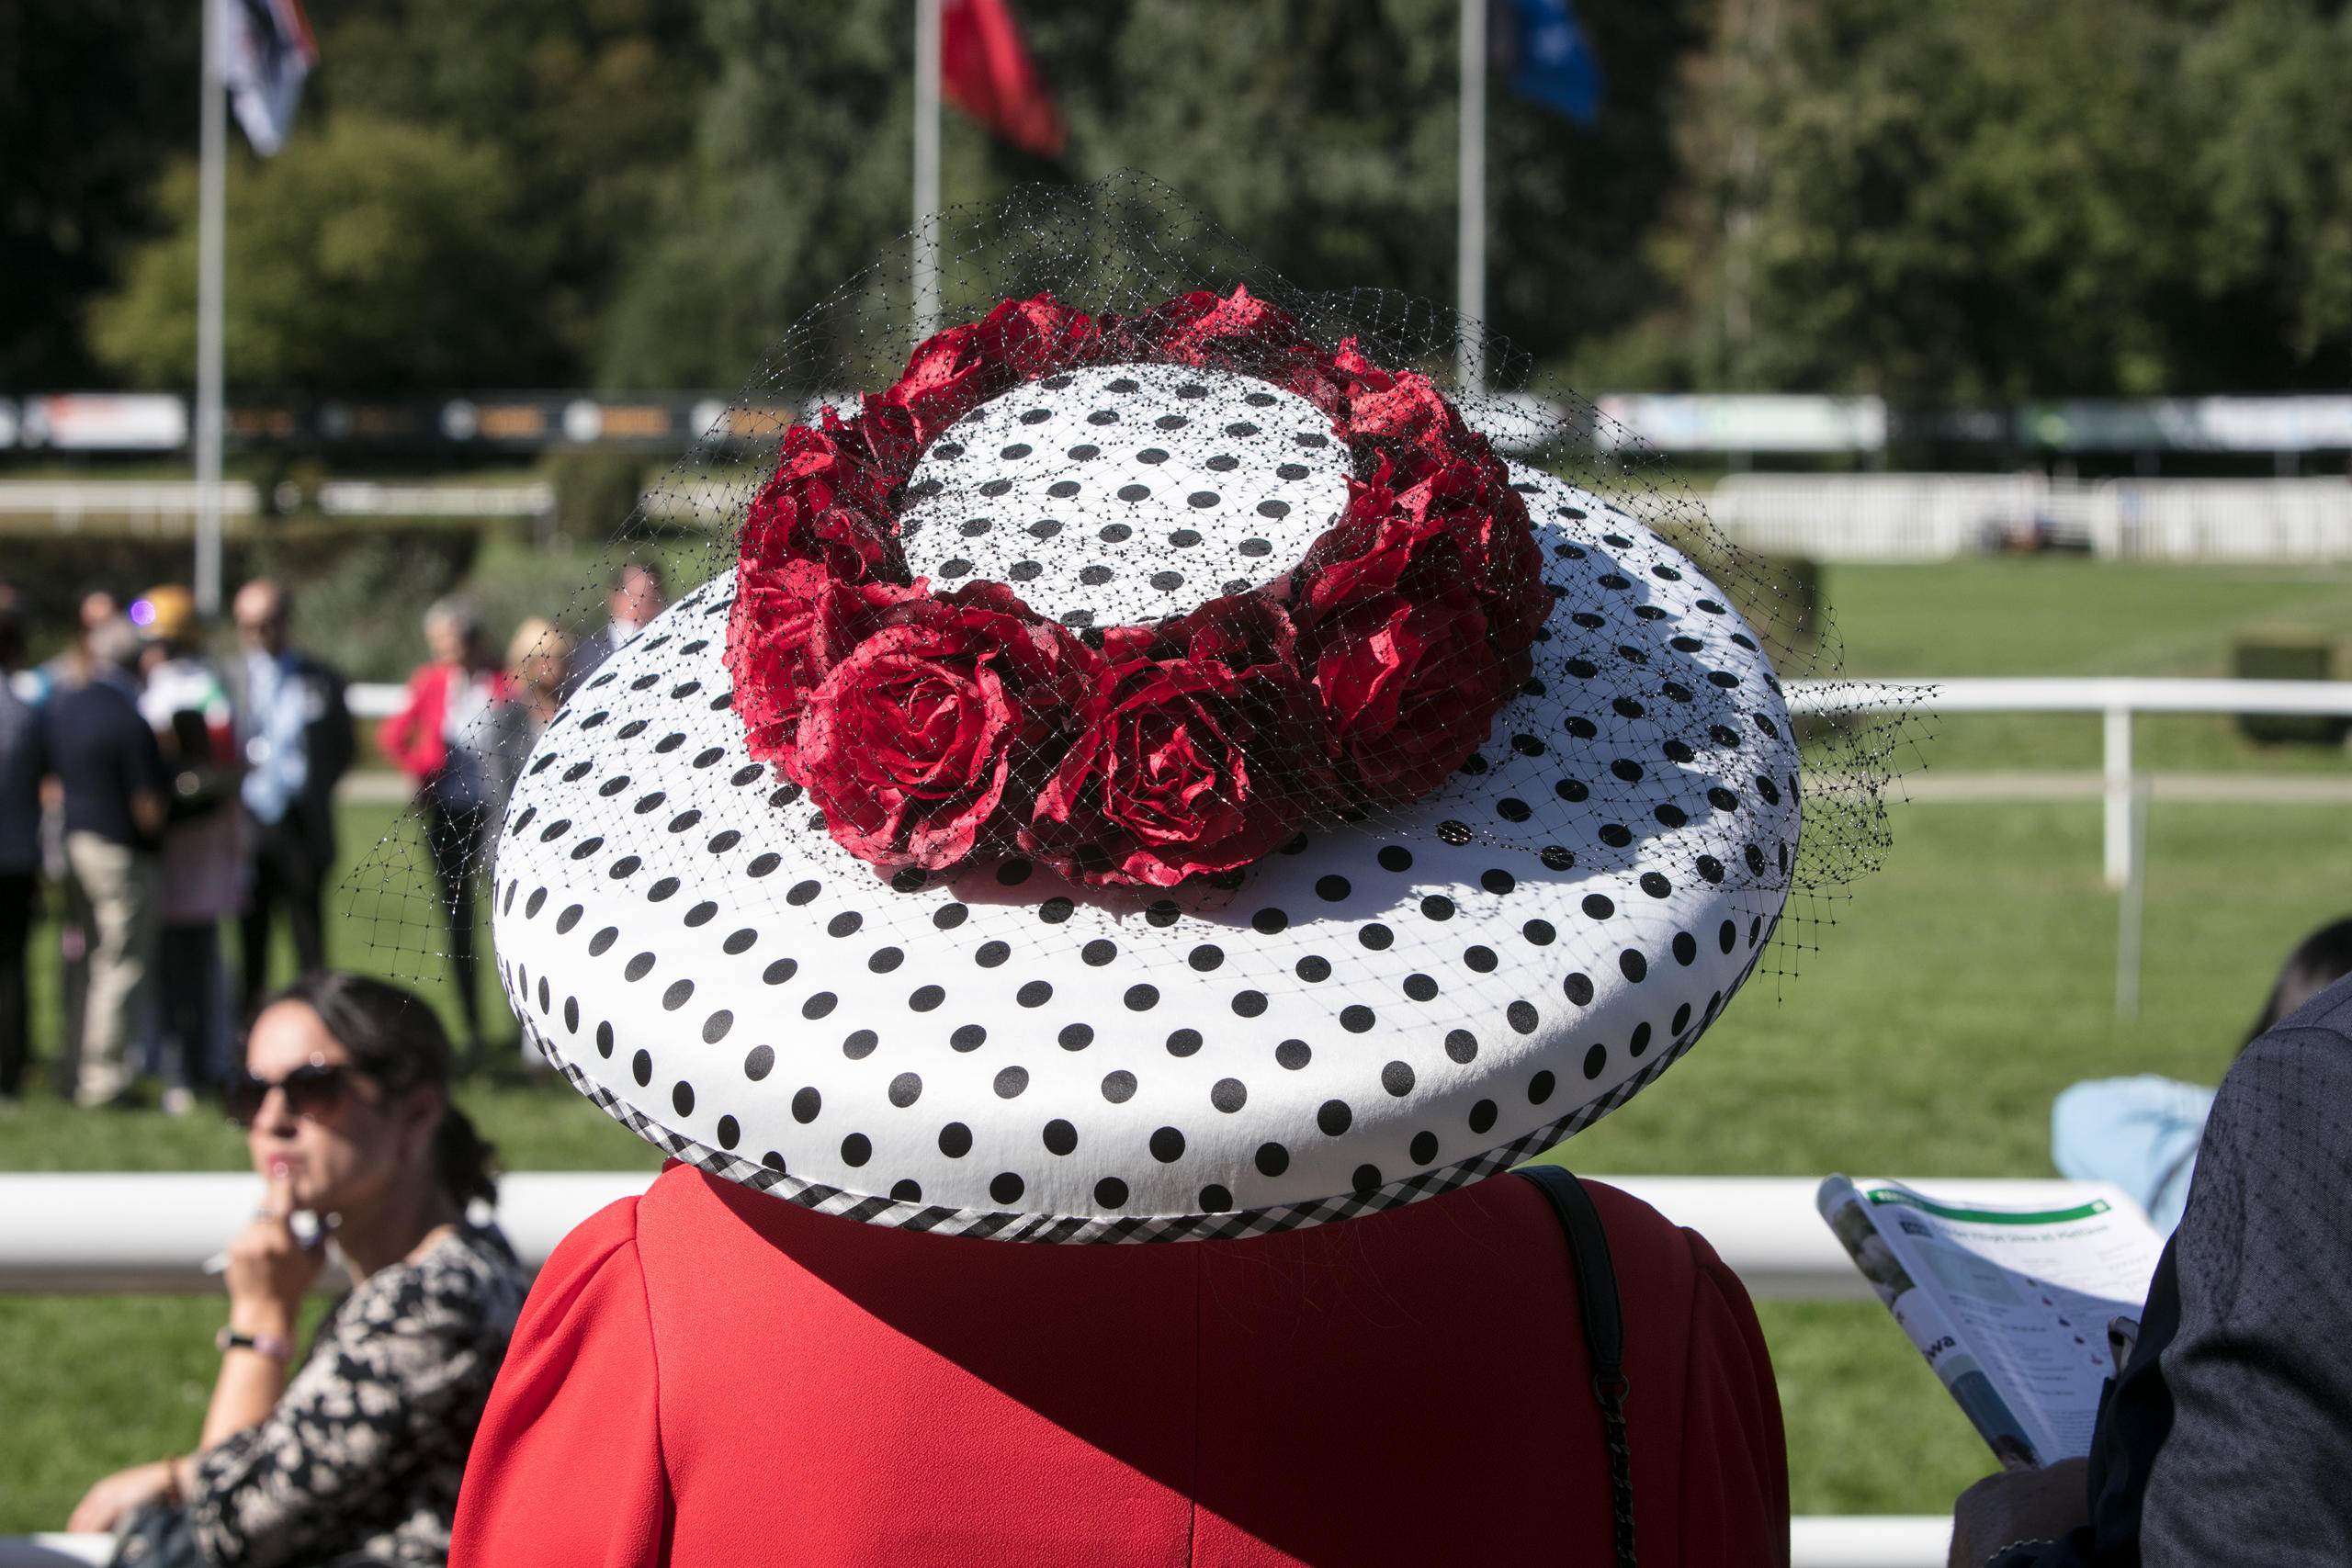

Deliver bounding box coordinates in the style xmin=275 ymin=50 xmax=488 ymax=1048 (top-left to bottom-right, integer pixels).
xmin=1496 ymin=0 xmax=1600 ymax=126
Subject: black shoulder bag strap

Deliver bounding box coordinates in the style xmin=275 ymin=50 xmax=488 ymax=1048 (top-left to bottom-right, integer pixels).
xmin=1513 ymin=1164 xmax=1636 ymax=1568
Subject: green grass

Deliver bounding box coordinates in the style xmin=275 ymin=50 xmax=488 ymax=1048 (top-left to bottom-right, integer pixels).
xmin=6 ymin=554 xmax=2351 ymax=1529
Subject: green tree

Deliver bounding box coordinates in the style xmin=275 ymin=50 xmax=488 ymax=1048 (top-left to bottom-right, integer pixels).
xmin=1598 ymin=0 xmax=2352 ymax=400
xmin=91 ymin=117 xmax=548 ymax=391
xmin=601 ymin=0 xmax=1702 ymax=389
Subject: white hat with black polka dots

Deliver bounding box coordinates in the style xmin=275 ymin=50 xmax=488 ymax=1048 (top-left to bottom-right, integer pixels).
xmin=489 ymin=360 xmax=1800 ymax=1242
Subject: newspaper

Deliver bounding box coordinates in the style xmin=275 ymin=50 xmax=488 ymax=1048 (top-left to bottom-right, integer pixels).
xmin=1815 ymin=1176 xmax=2165 ymax=1466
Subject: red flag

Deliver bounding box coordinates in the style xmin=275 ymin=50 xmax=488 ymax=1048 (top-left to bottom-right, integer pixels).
xmin=942 ymin=0 xmax=1065 ymax=160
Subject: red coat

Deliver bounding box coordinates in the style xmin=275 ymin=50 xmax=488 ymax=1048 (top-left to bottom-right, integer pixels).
xmin=378 ymin=662 xmax=509 ymax=783
xmin=452 ymin=1162 xmax=1788 ymax=1567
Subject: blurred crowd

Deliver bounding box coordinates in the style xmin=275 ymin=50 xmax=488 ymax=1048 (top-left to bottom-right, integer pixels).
xmin=0 ymin=558 xmax=667 ymax=1111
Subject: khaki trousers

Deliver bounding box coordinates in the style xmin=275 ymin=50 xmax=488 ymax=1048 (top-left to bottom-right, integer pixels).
xmin=65 ymin=831 xmax=161 ymax=1107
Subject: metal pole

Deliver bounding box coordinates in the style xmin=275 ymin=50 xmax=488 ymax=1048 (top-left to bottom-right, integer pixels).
xmin=2101 ymin=705 xmax=2132 ymax=889
xmin=195 ymin=0 xmax=227 ymax=615
xmin=911 ymin=0 xmax=942 ymax=344
xmin=1455 ymin=0 xmax=1487 ymax=394
xmin=2116 ymin=777 xmax=2150 ymax=1019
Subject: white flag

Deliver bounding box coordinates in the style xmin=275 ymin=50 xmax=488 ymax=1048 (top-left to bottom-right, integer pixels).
xmin=220 ymin=0 xmax=318 ymax=156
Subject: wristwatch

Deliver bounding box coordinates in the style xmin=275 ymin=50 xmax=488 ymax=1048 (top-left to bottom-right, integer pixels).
xmin=215 ymin=1326 xmax=296 ymax=1360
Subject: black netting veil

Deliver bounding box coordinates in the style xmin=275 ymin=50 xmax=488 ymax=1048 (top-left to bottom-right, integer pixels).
xmin=345 ymin=175 xmax=1922 ymax=1032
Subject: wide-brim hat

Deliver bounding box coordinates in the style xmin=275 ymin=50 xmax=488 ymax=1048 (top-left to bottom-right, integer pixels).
xmin=478 ymin=186 xmax=1815 ymax=1242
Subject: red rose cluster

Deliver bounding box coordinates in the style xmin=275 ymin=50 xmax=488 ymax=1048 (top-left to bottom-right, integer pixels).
xmin=724 ymin=288 xmax=1555 ymax=888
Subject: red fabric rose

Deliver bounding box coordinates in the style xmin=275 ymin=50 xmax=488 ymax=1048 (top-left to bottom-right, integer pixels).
xmin=726 ymin=562 xmax=923 ymax=761
xmin=1311 ymin=588 xmax=1511 ymax=804
xmin=788 ymin=595 xmax=1081 ymax=870
xmin=1030 ymin=655 xmax=1319 ymax=887
xmin=739 ymin=420 xmax=900 ymax=584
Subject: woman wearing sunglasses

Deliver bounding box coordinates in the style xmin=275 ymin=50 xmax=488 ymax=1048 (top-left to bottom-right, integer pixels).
xmin=68 ymin=972 xmax=530 ymax=1567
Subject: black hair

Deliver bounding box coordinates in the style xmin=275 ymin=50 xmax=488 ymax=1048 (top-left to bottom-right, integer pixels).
xmin=2246 ymin=916 xmax=2352 ymax=1046
xmin=264 ymin=971 xmax=500 ymax=1208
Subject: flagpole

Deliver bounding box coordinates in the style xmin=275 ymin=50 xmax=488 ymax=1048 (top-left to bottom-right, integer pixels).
xmin=1456 ymin=0 xmax=1487 ymax=395
xmin=912 ymin=0 xmax=943 ymax=344
xmin=195 ymin=0 xmax=227 ymax=615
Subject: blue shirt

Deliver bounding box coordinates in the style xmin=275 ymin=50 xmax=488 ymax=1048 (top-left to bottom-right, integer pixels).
xmin=0 ymin=681 xmax=46 ymax=874
xmin=241 ymin=650 xmax=311 ymax=827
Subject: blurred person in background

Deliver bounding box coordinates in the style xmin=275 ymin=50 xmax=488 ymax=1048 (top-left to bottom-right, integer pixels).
xmin=0 ymin=588 xmax=45 ymax=1105
xmin=134 ymin=585 xmax=250 ymax=1110
xmin=33 ymin=582 xmax=127 ymax=1094
xmin=228 ymin=578 xmax=355 ymax=1017
xmin=66 ymin=971 xmax=529 ymax=1567
xmin=489 ymin=617 xmax=571 ymax=816
xmin=560 ymin=558 xmax=663 ymax=696
xmin=43 ymin=615 xmax=166 ymax=1107
xmin=379 ymin=597 xmax=508 ymax=1062
xmin=2050 ymin=916 xmax=2352 ymax=1234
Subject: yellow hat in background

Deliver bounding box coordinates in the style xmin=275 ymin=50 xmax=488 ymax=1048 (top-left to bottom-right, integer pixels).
xmin=131 ymin=584 xmax=199 ymax=645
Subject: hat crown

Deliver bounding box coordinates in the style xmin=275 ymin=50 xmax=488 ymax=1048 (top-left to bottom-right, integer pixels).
xmin=898 ymin=364 xmax=1349 ymax=627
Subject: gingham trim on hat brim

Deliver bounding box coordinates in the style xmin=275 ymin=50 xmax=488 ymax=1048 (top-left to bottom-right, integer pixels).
xmin=518 ymin=923 xmax=1771 ymax=1243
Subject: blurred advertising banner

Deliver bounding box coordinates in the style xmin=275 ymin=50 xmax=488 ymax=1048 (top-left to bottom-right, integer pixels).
xmin=11 ymin=394 xmax=191 ymax=451
xmin=2019 ymin=397 xmax=2352 ymax=452
xmin=1597 ymin=393 xmax=1889 ymax=454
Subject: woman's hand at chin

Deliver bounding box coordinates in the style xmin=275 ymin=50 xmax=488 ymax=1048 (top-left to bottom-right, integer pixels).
xmin=225 ymin=1168 xmax=327 ymax=1334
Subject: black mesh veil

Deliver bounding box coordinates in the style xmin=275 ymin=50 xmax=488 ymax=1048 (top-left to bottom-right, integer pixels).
xmin=345 ymin=175 xmax=1922 ymax=1032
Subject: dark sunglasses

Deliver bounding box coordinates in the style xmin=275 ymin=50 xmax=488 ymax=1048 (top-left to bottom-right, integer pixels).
xmin=223 ymin=1061 xmax=361 ymax=1126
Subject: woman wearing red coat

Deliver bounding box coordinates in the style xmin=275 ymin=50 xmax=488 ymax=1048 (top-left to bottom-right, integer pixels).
xmin=379 ymin=594 xmax=507 ymax=1061
xmin=456 ymin=233 xmax=1801 ymax=1565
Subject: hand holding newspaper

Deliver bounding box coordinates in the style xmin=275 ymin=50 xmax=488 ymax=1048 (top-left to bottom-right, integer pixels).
xmin=1816 ymin=1177 xmax=2165 ymax=1467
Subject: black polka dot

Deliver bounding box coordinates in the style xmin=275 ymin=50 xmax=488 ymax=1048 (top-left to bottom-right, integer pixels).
xmin=786 ymin=879 xmax=820 ymax=907
xmin=842 ymin=1030 xmax=877 ymax=1060
xmin=1565 ymin=973 xmax=1596 ymax=1006
xmin=1720 ymin=919 xmax=1738 ymax=953
xmin=1468 ymin=1099 xmax=1498 ymax=1134
xmin=1339 ymin=1005 xmax=1375 ymax=1033
xmin=624 ymin=952 xmax=654 ymax=981
xmin=1082 ymin=939 xmax=1117 ymax=965
xmin=743 ymin=1044 xmax=774 ymax=1080
xmin=717 ymin=1116 xmax=740 ymax=1150
xmin=1316 ymin=875 xmax=1351 ymax=902
xmin=1403 ymin=973 xmax=1439 ymax=1001
xmin=648 ymin=877 xmax=680 ymax=902
xmin=1583 ymin=1044 xmax=1608 ymax=1079
xmin=1482 ymin=869 xmax=1517 ymax=895
xmin=1255 ymin=1142 xmax=1290 ymax=1177
xmin=938 ymin=1122 xmax=973 ymax=1158
xmin=868 ymin=947 xmax=904 ymax=974
xmin=888 ymin=1072 xmax=922 ymax=1108
xmin=1102 ymin=1070 xmax=1137 ymax=1103
xmin=1188 ymin=944 xmax=1224 ymax=972
xmin=1017 ymin=979 xmax=1053 ymax=1008
xmin=1582 ymin=894 xmax=1616 ymax=920
xmin=556 ymin=905 xmax=583 ymax=934
xmin=662 ymin=979 xmax=694 ymax=1010
xmin=1529 ymin=1070 xmax=1556 ymax=1105
xmin=1381 ymin=1061 xmax=1416 ymax=1097
xmin=1275 ymin=1039 xmax=1312 ymax=1070
xmin=1044 ymin=1119 xmax=1078 ymax=1156
xmin=1166 ymin=1028 xmax=1203 ymax=1057
xmin=1232 ymin=989 xmax=1268 ymax=1018
xmin=1507 ymin=1000 xmax=1539 ymax=1034
xmin=630 ymin=1049 xmax=652 ymax=1087
xmin=1445 ymin=1029 xmax=1478 ymax=1063
xmin=1464 ymin=945 xmax=1498 ymax=974
xmin=1640 ymin=872 xmax=1672 ymax=899
xmin=1317 ymin=1100 xmax=1353 ymax=1136
xmin=1620 ymin=951 xmax=1648 ymax=982
xmin=827 ymin=911 xmax=864 ymax=938
xmin=1057 ymin=1022 xmax=1094 ymax=1051
xmin=1252 ymin=908 xmax=1289 ymax=934
xmin=762 ymin=1150 xmax=786 ymax=1173
xmin=1150 ymin=1126 xmax=1186 ymax=1163
xmin=802 ymin=991 xmax=837 ymax=1019
xmin=1378 ymin=846 xmax=1414 ymax=872
xmin=933 ymin=903 xmax=968 ymax=929
xmin=724 ymin=929 xmax=758 ymax=954
xmin=1359 ymin=924 xmax=1394 ymax=951
xmin=1421 ymin=896 xmax=1455 ymax=920
xmin=976 ymin=941 xmax=1011 ymax=967
xmin=1211 ymin=1077 xmax=1248 ymax=1112
xmin=1125 ymin=985 xmax=1159 ymax=1011
xmin=841 ymin=1134 xmax=872 ymax=1168
xmin=891 ymin=1179 xmax=923 ymax=1203
xmin=910 ymin=985 xmax=945 ymax=1011
xmin=1096 ymin=1178 xmax=1129 ymax=1208
xmin=588 ymin=927 xmax=618 ymax=957
xmin=1410 ymin=1131 xmax=1440 ymax=1165
xmin=996 ymin=859 xmax=1033 ymax=886
xmin=701 ymin=1010 xmax=733 ymax=1043
xmin=950 ymin=1023 xmax=987 ymax=1051
xmin=1674 ymin=931 xmax=1699 ymax=965
xmin=993 ymin=1066 xmax=1029 ymax=1099
xmin=1673 ymin=1001 xmax=1692 ymax=1033
xmin=595 ymin=1021 xmax=614 ymax=1057
xmin=790 ymin=1086 xmax=821 ymax=1123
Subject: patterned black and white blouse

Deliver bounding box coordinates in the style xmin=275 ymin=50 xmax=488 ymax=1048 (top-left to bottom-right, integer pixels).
xmin=190 ymin=1224 xmax=530 ymax=1568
